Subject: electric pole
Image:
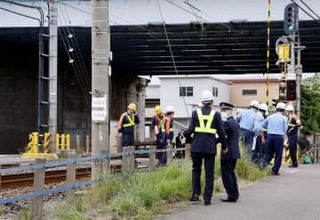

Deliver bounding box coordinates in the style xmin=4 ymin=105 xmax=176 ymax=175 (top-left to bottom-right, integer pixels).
xmin=91 ymin=0 xmax=110 ymax=180
xmin=48 ymin=0 xmax=58 ymax=152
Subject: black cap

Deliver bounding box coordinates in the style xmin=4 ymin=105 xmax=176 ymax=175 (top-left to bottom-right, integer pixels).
xmin=219 ymin=102 xmax=234 ymax=109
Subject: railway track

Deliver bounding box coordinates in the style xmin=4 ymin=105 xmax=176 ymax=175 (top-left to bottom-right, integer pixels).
xmin=0 ymin=167 xmax=91 ymax=189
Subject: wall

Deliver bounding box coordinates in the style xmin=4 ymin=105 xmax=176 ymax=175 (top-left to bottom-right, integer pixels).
xmin=159 ymin=77 xmax=230 ymax=118
xmin=230 ymin=81 xmax=280 ymax=107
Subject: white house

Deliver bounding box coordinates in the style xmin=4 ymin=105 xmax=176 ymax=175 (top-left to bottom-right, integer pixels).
xmin=145 ymin=75 xmax=231 ymax=136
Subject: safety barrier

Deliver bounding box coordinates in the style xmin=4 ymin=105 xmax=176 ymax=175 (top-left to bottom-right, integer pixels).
xmin=56 ymin=134 xmax=71 ymax=150
xmin=0 ymin=144 xmax=191 ymax=220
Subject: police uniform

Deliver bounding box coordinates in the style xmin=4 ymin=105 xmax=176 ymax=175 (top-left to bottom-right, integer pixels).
xmin=220 ymin=102 xmax=240 ymax=202
xmin=262 ymin=111 xmax=288 ymax=174
xmin=287 ymin=113 xmax=301 ymax=167
xmin=239 ymin=109 xmax=257 ymax=155
xmin=184 ymin=105 xmax=227 ymax=204
xmin=118 ymin=113 xmax=140 ymax=148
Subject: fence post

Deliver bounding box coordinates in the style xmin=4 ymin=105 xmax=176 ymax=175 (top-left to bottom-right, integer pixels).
xmin=86 ymin=135 xmax=90 ymax=155
xmin=185 ymin=143 xmax=191 ymax=161
xmin=167 ymin=145 xmax=173 ymax=164
xmin=149 ymin=146 xmax=156 ymax=171
xmin=66 ymin=153 xmax=77 ymax=205
xmin=129 ymin=146 xmax=135 ymax=172
xmin=122 ymin=147 xmax=129 ymax=174
xmin=76 ymin=135 xmax=81 ymax=154
xmin=31 ymin=158 xmax=46 ymax=220
xmin=101 ymin=148 xmax=110 ymax=175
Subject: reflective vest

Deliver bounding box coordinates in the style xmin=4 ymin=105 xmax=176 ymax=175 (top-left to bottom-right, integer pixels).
xmin=122 ymin=114 xmax=135 ymax=128
xmin=288 ymin=114 xmax=297 ymax=128
xmin=195 ymin=109 xmax=217 ymax=134
xmin=161 ymin=117 xmax=173 ymax=133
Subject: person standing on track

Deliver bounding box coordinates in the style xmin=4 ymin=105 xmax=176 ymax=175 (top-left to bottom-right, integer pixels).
xmin=152 ymin=105 xmax=164 ymax=163
xmin=286 ymin=105 xmax=302 ymax=168
xmin=184 ymin=90 xmax=227 ymax=206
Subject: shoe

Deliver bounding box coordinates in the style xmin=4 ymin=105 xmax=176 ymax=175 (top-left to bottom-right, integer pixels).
xmin=204 ymin=200 xmax=211 ymax=206
xmin=288 ymin=165 xmax=298 ymax=168
xmin=271 ymin=171 xmax=280 ymax=176
xmin=220 ymin=197 xmax=237 ymax=203
xmin=190 ymin=194 xmax=200 ymax=201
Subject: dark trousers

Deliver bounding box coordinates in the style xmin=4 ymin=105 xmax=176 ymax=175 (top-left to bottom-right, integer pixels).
xmin=155 ymin=134 xmax=163 ymax=161
xmin=252 ymin=135 xmax=267 ymax=164
xmin=288 ymin=134 xmax=298 ymax=166
xmin=191 ymin=152 xmax=215 ymax=202
xmin=158 ymin=144 xmax=167 ymax=165
xmin=121 ymin=133 xmax=134 ymax=148
xmin=240 ymin=128 xmax=254 ymax=156
xmin=221 ymin=159 xmax=239 ymax=200
xmin=263 ymin=134 xmax=284 ymax=173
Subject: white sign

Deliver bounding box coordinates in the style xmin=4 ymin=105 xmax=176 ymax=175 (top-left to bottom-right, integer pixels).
xmin=92 ymin=96 xmax=107 ymax=122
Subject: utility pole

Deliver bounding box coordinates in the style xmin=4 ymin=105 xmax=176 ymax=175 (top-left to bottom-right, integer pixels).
xmin=296 ymin=36 xmax=303 ymax=117
xmin=48 ymin=0 xmax=58 ymax=152
xmin=91 ymin=0 xmax=110 ymax=180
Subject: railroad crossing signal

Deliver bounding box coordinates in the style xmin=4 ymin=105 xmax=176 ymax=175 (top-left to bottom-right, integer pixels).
xmin=287 ymin=80 xmax=297 ymax=101
xmin=284 ymin=3 xmax=299 ymax=35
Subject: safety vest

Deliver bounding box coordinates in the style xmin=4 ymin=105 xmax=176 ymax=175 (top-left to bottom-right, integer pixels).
xmin=195 ymin=109 xmax=217 ymax=134
xmin=161 ymin=117 xmax=173 ymax=133
xmin=122 ymin=114 xmax=135 ymax=128
xmin=288 ymin=114 xmax=297 ymax=128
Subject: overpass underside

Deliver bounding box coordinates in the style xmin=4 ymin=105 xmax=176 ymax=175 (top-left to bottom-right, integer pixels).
xmin=0 ymin=20 xmax=319 ymax=153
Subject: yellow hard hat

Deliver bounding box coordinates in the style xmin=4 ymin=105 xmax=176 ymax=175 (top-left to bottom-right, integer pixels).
xmin=154 ymin=105 xmax=162 ymax=114
xmin=128 ymin=103 xmax=137 ymax=112
xmin=236 ymin=108 xmax=242 ymax=113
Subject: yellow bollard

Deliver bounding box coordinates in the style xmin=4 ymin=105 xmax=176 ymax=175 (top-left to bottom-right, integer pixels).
xmin=44 ymin=132 xmax=51 ymax=154
xmin=66 ymin=134 xmax=71 ymax=150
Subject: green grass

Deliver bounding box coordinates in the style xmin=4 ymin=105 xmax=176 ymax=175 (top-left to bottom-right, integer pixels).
xmin=53 ymin=151 xmax=270 ymax=220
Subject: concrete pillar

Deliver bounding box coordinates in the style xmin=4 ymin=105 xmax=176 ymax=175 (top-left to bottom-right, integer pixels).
xmin=136 ymin=78 xmax=146 ymax=142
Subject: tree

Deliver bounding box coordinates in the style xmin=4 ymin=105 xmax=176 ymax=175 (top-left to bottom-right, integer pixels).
xmin=301 ymin=75 xmax=320 ymax=135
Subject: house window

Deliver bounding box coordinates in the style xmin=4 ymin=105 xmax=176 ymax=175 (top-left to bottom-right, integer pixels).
xmin=242 ymin=89 xmax=257 ymax=96
xmin=212 ymin=87 xmax=218 ymax=97
xmin=179 ymin=86 xmax=193 ymax=97
xmin=145 ymin=99 xmax=160 ymax=108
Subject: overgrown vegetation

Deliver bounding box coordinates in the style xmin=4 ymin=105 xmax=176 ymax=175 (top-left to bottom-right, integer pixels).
xmin=52 ymin=151 xmax=270 ymax=220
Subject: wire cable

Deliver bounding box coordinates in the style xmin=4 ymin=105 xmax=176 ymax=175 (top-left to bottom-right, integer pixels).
xmin=291 ymin=0 xmax=320 ymax=25
xmin=157 ymin=0 xmax=190 ymax=119
xmin=298 ymin=0 xmax=320 ymax=20
xmin=265 ymin=0 xmax=271 ymax=105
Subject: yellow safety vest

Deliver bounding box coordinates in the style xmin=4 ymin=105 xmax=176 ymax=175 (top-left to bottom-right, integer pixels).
xmin=122 ymin=115 xmax=135 ymax=128
xmin=288 ymin=115 xmax=296 ymax=128
xmin=161 ymin=118 xmax=173 ymax=132
xmin=195 ymin=109 xmax=217 ymax=134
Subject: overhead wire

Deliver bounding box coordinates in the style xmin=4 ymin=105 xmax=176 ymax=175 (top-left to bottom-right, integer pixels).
xmin=58 ymin=4 xmax=91 ymax=90
xmin=265 ymin=0 xmax=271 ymax=105
xmin=291 ymin=0 xmax=320 ymax=25
xmin=156 ymin=0 xmax=190 ymax=119
xmin=298 ymin=0 xmax=320 ymax=20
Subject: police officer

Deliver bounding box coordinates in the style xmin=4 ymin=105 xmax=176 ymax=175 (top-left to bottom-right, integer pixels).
xmin=160 ymin=106 xmax=175 ymax=166
xmin=286 ymin=105 xmax=302 ymax=168
xmin=219 ymin=102 xmax=240 ymax=203
xmin=261 ymin=102 xmax=288 ymax=175
xmin=118 ymin=103 xmax=140 ymax=151
xmin=252 ymin=103 xmax=268 ymax=164
xmin=152 ymin=105 xmax=164 ymax=162
xmin=238 ymin=100 xmax=259 ymax=156
xmin=184 ymin=90 xmax=227 ymax=206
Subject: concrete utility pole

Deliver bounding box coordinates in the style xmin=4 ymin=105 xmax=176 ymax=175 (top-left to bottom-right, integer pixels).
xmin=91 ymin=0 xmax=110 ymax=180
xmin=296 ymin=36 xmax=303 ymax=118
xmin=48 ymin=0 xmax=58 ymax=152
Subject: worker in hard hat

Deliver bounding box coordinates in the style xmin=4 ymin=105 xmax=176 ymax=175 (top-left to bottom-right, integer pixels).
xmin=238 ymin=100 xmax=259 ymax=156
xmin=152 ymin=105 xmax=164 ymax=162
xmin=219 ymin=102 xmax=240 ymax=203
xmin=261 ymin=102 xmax=288 ymax=175
xmin=184 ymin=90 xmax=227 ymax=206
xmin=159 ymin=105 xmax=175 ymax=166
xmin=252 ymin=103 xmax=268 ymax=164
xmin=117 ymin=103 xmax=140 ymax=150
xmin=286 ymin=105 xmax=302 ymax=168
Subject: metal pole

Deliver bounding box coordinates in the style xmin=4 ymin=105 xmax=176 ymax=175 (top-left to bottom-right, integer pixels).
xmin=91 ymin=0 xmax=110 ymax=180
xmin=296 ymin=36 xmax=302 ymax=118
xmin=48 ymin=0 xmax=58 ymax=152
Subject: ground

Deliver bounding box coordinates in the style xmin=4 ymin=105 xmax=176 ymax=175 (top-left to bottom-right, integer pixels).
xmin=159 ymin=164 xmax=320 ymax=220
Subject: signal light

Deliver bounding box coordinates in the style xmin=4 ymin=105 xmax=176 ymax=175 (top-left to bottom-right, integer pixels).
xmin=284 ymin=3 xmax=299 ymax=35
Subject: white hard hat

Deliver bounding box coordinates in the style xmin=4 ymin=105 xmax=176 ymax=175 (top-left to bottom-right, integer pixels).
xmin=250 ymin=100 xmax=259 ymax=108
xmin=286 ymin=105 xmax=294 ymax=112
xmin=258 ymin=103 xmax=268 ymax=112
xmin=200 ymin=90 xmax=214 ymax=102
xmin=276 ymin=102 xmax=286 ymax=110
xmin=166 ymin=105 xmax=175 ymax=113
